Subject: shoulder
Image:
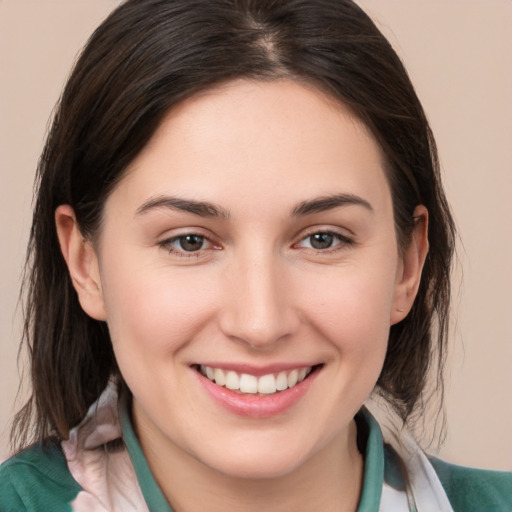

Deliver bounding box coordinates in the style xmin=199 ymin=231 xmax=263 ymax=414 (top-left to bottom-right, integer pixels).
xmin=429 ymin=456 xmax=512 ymax=512
xmin=0 ymin=439 xmax=81 ymax=512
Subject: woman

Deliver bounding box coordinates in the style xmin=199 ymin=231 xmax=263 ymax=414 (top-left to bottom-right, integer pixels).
xmin=0 ymin=0 xmax=510 ymax=510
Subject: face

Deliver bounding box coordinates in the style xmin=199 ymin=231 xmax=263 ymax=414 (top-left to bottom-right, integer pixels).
xmin=66 ymin=79 xmax=423 ymax=480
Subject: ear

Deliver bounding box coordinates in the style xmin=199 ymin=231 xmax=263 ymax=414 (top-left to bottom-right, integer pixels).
xmin=55 ymin=205 xmax=107 ymax=321
xmin=390 ymin=205 xmax=429 ymax=325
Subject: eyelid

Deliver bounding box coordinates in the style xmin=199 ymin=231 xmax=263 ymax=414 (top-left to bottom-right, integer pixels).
xmin=158 ymin=230 xmax=221 ymax=258
xmin=293 ymin=227 xmax=355 ymax=251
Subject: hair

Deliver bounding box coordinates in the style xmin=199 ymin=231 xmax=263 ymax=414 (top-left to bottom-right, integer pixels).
xmin=12 ymin=0 xmax=455 ymax=450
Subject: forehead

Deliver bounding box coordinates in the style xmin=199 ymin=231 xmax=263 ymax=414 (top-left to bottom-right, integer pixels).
xmin=109 ymin=79 xmax=391 ymax=217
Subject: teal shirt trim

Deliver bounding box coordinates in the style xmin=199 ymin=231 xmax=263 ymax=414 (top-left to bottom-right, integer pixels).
xmin=118 ymin=402 xmax=387 ymax=512
xmin=0 ymin=439 xmax=81 ymax=511
xmin=119 ymin=393 xmax=174 ymax=512
xmin=2 ymin=403 xmax=510 ymax=511
xmin=356 ymin=408 xmax=385 ymax=511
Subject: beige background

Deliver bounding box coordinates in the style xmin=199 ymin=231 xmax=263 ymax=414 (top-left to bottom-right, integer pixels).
xmin=1 ymin=0 xmax=511 ymax=470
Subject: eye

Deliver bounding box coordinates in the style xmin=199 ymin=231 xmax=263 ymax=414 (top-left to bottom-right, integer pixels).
xmin=160 ymin=233 xmax=216 ymax=256
xmin=174 ymin=234 xmax=208 ymax=252
xmin=296 ymin=231 xmax=353 ymax=251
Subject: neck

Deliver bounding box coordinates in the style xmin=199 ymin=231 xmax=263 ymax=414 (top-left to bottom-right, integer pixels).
xmin=137 ymin=418 xmax=364 ymax=512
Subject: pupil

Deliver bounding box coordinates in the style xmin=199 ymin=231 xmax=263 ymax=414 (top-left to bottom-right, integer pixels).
xmin=311 ymin=233 xmax=333 ymax=249
xmin=180 ymin=235 xmax=203 ymax=251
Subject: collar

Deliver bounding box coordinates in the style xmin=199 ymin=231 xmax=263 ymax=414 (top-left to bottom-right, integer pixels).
xmin=118 ymin=396 xmax=388 ymax=512
xmin=119 ymin=392 xmax=173 ymax=511
xmin=355 ymin=407 xmax=386 ymax=511
xmin=63 ymin=382 xmax=451 ymax=511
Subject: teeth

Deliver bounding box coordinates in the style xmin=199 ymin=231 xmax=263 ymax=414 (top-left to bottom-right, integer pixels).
xmin=239 ymin=374 xmax=258 ymax=393
xmin=199 ymin=365 xmax=313 ymax=395
xmin=257 ymin=374 xmax=277 ymax=394
xmin=276 ymin=371 xmax=288 ymax=391
xmin=214 ymin=368 xmax=226 ymax=386
xmin=225 ymin=371 xmax=239 ymax=390
xmin=288 ymin=369 xmax=299 ymax=387
xmin=205 ymin=366 xmax=215 ymax=381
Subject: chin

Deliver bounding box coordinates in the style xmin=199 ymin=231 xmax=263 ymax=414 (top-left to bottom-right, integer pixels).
xmin=211 ymin=454 xmax=306 ymax=481
xmin=188 ymin=434 xmax=311 ymax=481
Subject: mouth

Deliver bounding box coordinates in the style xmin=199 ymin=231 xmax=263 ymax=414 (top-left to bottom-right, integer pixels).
xmin=194 ymin=364 xmax=321 ymax=396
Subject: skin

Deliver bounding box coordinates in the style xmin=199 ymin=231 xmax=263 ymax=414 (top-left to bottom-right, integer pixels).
xmin=56 ymin=79 xmax=428 ymax=512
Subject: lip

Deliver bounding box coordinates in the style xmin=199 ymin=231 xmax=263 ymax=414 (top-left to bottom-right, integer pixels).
xmin=194 ymin=364 xmax=321 ymax=418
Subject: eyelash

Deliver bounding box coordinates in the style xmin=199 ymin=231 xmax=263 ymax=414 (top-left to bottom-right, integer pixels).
xmin=294 ymin=230 xmax=355 ymax=253
xmin=159 ymin=229 xmax=354 ymax=259
xmin=159 ymin=233 xmax=216 ymax=258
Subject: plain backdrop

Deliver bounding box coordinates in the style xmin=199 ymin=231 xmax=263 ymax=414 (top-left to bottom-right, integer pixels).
xmin=1 ymin=0 xmax=511 ymax=470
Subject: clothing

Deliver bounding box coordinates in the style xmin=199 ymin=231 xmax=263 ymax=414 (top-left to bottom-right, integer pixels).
xmin=1 ymin=384 xmax=510 ymax=511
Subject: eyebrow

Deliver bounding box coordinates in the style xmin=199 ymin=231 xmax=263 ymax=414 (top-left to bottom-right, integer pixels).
xmin=135 ymin=192 xmax=372 ymax=220
xmin=292 ymin=194 xmax=373 ymax=216
xmin=135 ymin=195 xmax=230 ymax=219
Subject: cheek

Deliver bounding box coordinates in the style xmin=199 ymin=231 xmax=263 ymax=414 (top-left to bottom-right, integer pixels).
xmin=100 ymin=255 xmax=218 ymax=361
xmin=299 ymin=263 xmax=397 ymax=349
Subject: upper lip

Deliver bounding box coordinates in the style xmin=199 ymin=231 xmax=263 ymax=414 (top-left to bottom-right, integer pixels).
xmin=192 ymin=362 xmax=321 ymax=377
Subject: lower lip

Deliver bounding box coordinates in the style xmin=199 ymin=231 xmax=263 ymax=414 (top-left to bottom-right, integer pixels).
xmin=195 ymin=368 xmax=319 ymax=418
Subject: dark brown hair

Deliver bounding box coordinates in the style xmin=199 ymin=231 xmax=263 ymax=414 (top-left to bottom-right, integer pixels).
xmin=13 ymin=0 xmax=455 ymax=450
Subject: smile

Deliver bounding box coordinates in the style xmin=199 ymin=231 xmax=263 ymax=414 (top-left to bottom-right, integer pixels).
xmin=198 ymin=365 xmax=313 ymax=395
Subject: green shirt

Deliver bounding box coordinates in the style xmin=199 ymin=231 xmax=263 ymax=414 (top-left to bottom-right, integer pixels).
xmin=1 ymin=401 xmax=510 ymax=511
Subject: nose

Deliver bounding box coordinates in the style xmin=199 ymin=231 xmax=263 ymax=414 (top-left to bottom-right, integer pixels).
xmin=218 ymin=247 xmax=298 ymax=349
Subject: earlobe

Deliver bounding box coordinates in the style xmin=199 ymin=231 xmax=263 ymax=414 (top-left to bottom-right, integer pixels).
xmin=390 ymin=205 xmax=429 ymax=325
xmin=55 ymin=205 xmax=107 ymax=321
